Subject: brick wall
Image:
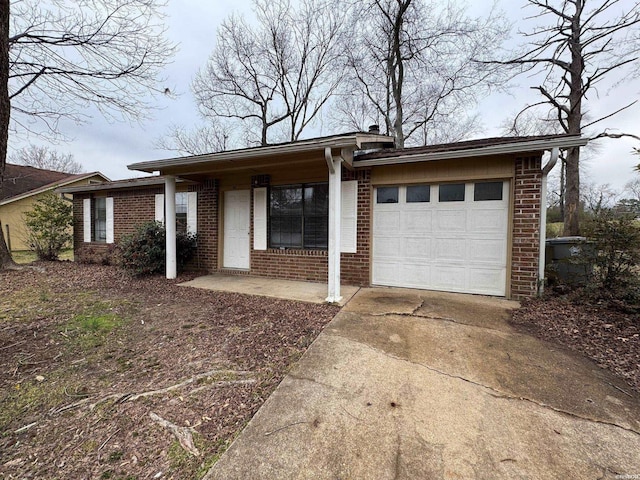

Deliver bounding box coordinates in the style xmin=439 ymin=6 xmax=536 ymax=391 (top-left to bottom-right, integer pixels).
xmin=249 ymin=166 xmax=372 ymax=285
xmin=73 ymin=188 xmax=161 ymax=264
xmin=341 ymin=168 xmax=372 ymax=285
xmin=189 ymin=179 xmax=218 ymax=272
xmin=511 ymin=156 xmax=542 ymax=299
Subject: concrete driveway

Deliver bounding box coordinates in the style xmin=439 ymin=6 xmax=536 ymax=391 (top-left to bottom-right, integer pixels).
xmin=204 ymin=288 xmax=640 ymax=479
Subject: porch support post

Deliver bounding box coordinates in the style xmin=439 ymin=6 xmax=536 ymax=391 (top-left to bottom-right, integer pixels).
xmin=325 ymin=147 xmax=342 ymax=303
xmin=165 ymin=175 xmax=177 ymax=279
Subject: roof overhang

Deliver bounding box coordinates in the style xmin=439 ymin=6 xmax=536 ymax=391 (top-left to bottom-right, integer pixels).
xmin=58 ymin=176 xmax=193 ymax=194
xmin=1 ymin=172 xmax=110 ymax=205
xmin=127 ymin=133 xmax=395 ymax=174
xmin=353 ymin=135 xmax=588 ymax=167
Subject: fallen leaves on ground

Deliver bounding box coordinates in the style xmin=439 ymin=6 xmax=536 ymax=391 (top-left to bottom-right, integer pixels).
xmin=511 ymin=295 xmax=640 ymax=393
xmin=0 ymin=262 xmax=339 ymax=479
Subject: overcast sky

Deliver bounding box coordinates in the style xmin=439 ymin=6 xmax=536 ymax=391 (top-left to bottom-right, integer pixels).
xmin=9 ymin=0 xmax=640 ymax=194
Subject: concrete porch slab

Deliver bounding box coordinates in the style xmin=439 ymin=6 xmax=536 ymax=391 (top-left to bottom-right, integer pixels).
xmin=179 ymin=273 xmax=360 ymax=306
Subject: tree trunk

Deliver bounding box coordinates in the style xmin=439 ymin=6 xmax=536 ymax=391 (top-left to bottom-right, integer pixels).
xmin=0 ymin=0 xmax=16 ymax=268
xmin=563 ymin=0 xmax=583 ymax=236
xmin=563 ymin=146 xmax=580 ymax=236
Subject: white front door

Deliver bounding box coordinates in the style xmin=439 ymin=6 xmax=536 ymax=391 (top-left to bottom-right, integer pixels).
xmin=223 ymin=190 xmax=251 ymax=269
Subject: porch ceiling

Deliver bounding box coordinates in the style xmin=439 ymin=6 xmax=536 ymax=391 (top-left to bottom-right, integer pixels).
xmin=128 ymin=133 xmax=394 ymax=176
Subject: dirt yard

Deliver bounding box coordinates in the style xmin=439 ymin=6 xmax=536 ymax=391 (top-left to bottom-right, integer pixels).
xmin=0 ymin=262 xmax=339 ymax=479
xmin=512 ymin=295 xmax=640 ymax=394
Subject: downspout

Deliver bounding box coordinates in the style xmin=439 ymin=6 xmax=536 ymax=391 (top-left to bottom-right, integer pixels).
xmin=538 ymin=147 xmax=559 ymax=295
xmin=325 ymin=147 xmax=342 ymax=303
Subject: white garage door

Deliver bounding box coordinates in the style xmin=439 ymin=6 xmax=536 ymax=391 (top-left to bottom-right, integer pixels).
xmin=373 ymin=181 xmax=509 ymax=296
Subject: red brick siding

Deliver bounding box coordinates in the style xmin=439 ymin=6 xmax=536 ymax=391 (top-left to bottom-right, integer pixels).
xmin=340 ymin=168 xmax=371 ymax=285
xmin=511 ymin=156 xmax=542 ymax=299
xmin=248 ymin=166 xmax=371 ymax=285
xmin=189 ymin=180 xmax=218 ymax=272
xmin=73 ymin=188 xmax=161 ymax=264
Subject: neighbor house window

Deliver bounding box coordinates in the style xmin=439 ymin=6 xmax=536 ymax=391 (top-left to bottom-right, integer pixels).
xmin=94 ymin=197 xmax=107 ymax=242
xmin=269 ymin=183 xmax=328 ymax=249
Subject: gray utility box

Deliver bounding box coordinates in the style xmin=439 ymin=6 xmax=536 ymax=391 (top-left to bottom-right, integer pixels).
xmin=545 ymin=236 xmax=594 ymax=286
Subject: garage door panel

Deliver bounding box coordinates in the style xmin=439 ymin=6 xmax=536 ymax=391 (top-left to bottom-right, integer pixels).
xmin=373 ymin=182 xmax=509 ymax=296
xmin=467 ymin=267 xmax=506 ymax=296
xmin=401 ymin=210 xmax=432 ymax=233
xmin=434 ymin=237 xmax=466 ymax=262
xmin=404 ymin=237 xmax=431 ymax=259
xmin=373 ymin=211 xmax=401 ymax=234
xmin=468 ymin=209 xmax=508 ymax=232
xmin=467 ymin=239 xmax=507 ymax=263
xmin=372 ymin=261 xmax=398 ymax=286
xmin=435 ymin=210 xmax=466 ymax=231
xmin=373 ymin=236 xmax=401 ymax=259
xmin=432 ymin=266 xmax=466 ymax=291
xmin=401 ymin=263 xmax=431 ymax=287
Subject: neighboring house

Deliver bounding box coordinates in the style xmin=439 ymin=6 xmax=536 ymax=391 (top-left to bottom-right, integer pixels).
xmin=0 ymin=163 xmax=109 ymax=251
xmin=60 ymin=132 xmax=587 ymax=300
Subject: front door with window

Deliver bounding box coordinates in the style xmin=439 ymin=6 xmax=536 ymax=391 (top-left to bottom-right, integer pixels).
xmin=223 ymin=190 xmax=250 ymax=269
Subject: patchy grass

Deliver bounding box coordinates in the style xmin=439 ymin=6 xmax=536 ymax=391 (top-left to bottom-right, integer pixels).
xmin=62 ymin=302 xmax=127 ymax=349
xmin=11 ymin=248 xmax=73 ymax=264
xmin=0 ymin=262 xmax=339 ymax=479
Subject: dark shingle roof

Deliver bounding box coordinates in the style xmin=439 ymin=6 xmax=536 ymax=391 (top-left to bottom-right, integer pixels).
xmin=0 ymin=163 xmax=75 ymax=201
xmin=354 ymin=134 xmax=578 ymax=160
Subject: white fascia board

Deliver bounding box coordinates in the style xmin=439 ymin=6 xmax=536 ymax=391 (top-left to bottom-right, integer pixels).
xmin=353 ymin=136 xmax=589 ymax=168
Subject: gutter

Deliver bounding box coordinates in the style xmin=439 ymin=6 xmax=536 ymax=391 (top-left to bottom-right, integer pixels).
xmin=538 ymin=147 xmax=560 ymax=296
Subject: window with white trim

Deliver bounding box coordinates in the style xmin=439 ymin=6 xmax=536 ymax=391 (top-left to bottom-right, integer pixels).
xmin=269 ymin=183 xmax=328 ymax=249
xmin=94 ymin=197 xmax=107 ymax=242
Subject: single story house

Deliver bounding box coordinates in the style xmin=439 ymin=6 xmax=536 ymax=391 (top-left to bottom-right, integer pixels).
xmin=0 ymin=163 xmax=108 ymax=251
xmin=60 ymin=132 xmax=587 ymax=300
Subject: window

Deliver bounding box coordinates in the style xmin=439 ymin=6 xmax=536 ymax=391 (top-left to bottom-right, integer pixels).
xmin=377 ymin=187 xmax=398 ymax=203
xmin=94 ymin=197 xmax=107 ymax=242
xmin=176 ymin=192 xmax=188 ymax=233
xmin=269 ymin=183 xmax=328 ymax=249
xmin=474 ymin=181 xmax=503 ymax=201
xmin=439 ymin=184 xmax=465 ymax=202
xmin=407 ymin=185 xmax=430 ymax=203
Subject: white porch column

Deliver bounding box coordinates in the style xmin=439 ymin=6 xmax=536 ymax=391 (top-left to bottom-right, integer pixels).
xmin=165 ymin=176 xmax=177 ymax=279
xmin=325 ymin=148 xmax=342 ymax=303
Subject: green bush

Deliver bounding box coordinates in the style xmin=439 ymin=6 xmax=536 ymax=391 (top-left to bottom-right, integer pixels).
xmin=118 ymin=221 xmax=197 ymax=276
xmin=582 ymin=211 xmax=640 ymax=306
xmin=24 ymin=192 xmax=73 ymax=260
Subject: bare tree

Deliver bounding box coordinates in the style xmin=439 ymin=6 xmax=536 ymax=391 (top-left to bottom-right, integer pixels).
xmin=0 ymin=0 xmax=175 ymax=268
xmin=581 ymin=181 xmax=619 ymax=215
xmin=9 ymin=144 xmax=83 ymax=173
xmin=156 ymin=122 xmax=231 ymax=156
xmin=332 ymin=0 xmax=509 ymax=148
xmin=1 ymin=0 xmax=13 ymax=267
xmin=490 ymin=0 xmax=640 ymax=235
xmin=192 ymin=0 xmax=344 ymax=147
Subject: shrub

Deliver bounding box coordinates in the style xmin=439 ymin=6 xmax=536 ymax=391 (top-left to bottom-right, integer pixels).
xmin=24 ymin=192 xmax=73 ymax=260
xmin=582 ymin=211 xmax=640 ymax=306
xmin=118 ymin=221 xmax=197 ymax=276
